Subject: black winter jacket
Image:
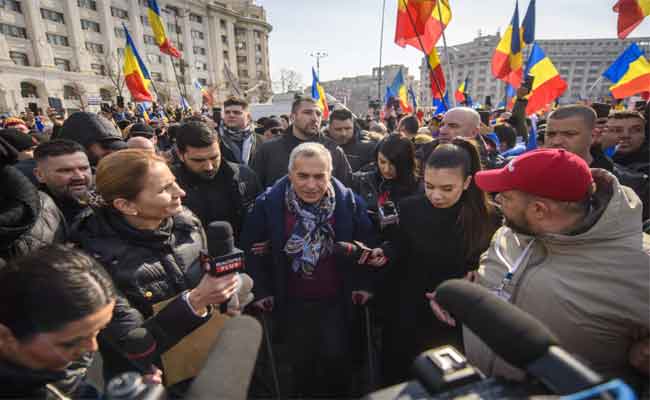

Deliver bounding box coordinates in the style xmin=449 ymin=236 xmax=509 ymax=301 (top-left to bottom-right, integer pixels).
xmin=172 ymin=161 xmax=261 ymax=242
xmin=0 ymin=165 xmax=66 ymax=260
xmin=74 ymin=207 xmax=212 ymax=380
xmin=251 ymin=126 xmax=352 ymax=188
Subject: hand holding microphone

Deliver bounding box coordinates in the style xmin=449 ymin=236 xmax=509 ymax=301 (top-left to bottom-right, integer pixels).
xmin=188 ymin=273 xmax=239 ymax=315
xmin=333 ymin=241 xmax=389 ymax=267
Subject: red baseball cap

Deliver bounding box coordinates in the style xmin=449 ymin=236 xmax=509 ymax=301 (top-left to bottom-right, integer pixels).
xmin=475 ymin=149 xmax=593 ymax=202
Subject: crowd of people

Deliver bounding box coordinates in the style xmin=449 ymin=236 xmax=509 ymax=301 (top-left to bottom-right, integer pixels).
xmin=0 ymin=91 xmax=648 ymax=399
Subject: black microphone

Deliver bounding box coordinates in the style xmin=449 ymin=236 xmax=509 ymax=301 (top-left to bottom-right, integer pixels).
xmin=436 ymin=279 xmax=602 ymax=394
xmin=204 ymin=221 xmax=246 ymax=313
xmin=120 ymin=328 xmax=158 ymax=374
xmin=186 ymin=315 xmax=262 ymax=400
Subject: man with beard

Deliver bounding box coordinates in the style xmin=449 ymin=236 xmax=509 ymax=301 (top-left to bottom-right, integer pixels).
xmin=218 ymin=96 xmax=265 ymax=165
xmin=430 ymin=149 xmax=650 ymax=392
xmin=171 ymin=121 xmax=261 ymax=242
xmin=327 ymin=109 xmax=375 ymax=172
xmin=251 ymin=96 xmax=352 ymax=188
xmin=33 ymin=140 xmax=94 ymax=230
xmin=609 ymin=110 xmax=649 ymax=175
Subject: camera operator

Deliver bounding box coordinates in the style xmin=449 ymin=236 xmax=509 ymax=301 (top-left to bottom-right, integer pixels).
xmin=0 ymin=245 xmax=116 ymax=399
xmin=380 ymin=138 xmax=498 ymax=386
xmin=73 ymin=149 xmax=245 ymax=388
xmin=430 ymin=149 xmax=650 ymax=392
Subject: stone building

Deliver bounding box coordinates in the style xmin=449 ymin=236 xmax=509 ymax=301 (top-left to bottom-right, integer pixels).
xmin=0 ymin=0 xmax=272 ymax=114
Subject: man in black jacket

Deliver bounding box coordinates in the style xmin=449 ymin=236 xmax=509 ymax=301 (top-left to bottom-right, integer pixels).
xmin=251 ymin=96 xmax=352 ymax=188
xmin=171 ymin=121 xmax=261 ymax=242
xmin=218 ymin=96 xmax=265 ymax=166
xmin=326 ymin=109 xmax=375 ymax=172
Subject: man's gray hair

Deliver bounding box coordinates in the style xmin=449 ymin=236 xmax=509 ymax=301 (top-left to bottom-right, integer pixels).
xmin=449 ymin=107 xmax=481 ymax=128
xmin=288 ymin=142 xmax=333 ymax=174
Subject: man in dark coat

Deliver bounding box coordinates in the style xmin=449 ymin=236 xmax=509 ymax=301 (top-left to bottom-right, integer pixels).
xmin=251 ymin=96 xmax=352 ymax=188
xmin=57 ymin=112 xmax=126 ymax=166
xmin=171 ymin=121 xmax=261 ymax=242
xmin=218 ymin=96 xmax=265 ymax=166
xmin=242 ymin=142 xmax=385 ymax=398
xmin=326 ymin=109 xmax=376 ymax=172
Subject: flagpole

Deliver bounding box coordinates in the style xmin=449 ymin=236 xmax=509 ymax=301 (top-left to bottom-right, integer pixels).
xmin=377 ymin=0 xmax=387 ymax=100
xmin=587 ymin=76 xmax=604 ymax=98
xmin=169 ymin=56 xmax=187 ymax=106
xmin=436 ymin=0 xmax=456 ymax=107
xmin=400 ymin=0 xmax=448 ymax=110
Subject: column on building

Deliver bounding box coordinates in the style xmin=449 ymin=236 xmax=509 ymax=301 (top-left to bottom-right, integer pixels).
xmin=127 ymin=0 xmax=145 ymax=54
xmin=97 ymin=0 xmax=117 ymax=60
xmin=22 ymin=0 xmax=55 ymax=67
xmin=206 ymin=12 xmax=223 ymax=90
xmin=0 ymin=34 xmax=11 ymax=64
xmin=180 ymin=10 xmax=197 ymax=104
xmin=225 ymin=18 xmax=238 ymax=83
xmin=63 ymin=0 xmax=92 ymax=72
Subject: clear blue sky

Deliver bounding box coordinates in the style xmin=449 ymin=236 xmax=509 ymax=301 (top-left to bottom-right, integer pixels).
xmin=258 ymin=0 xmax=650 ymax=87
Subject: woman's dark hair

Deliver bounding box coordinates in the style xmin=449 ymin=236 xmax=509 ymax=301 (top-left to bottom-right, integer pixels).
xmin=494 ymin=123 xmax=517 ymax=150
xmin=378 ymin=134 xmax=417 ymax=190
xmin=0 ymin=245 xmax=116 ymax=340
xmin=425 ymin=138 xmax=496 ymax=264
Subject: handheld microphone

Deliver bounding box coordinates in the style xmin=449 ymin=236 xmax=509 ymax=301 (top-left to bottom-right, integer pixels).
xmin=333 ymin=241 xmax=388 ymax=265
xmin=204 ymin=221 xmax=246 ymax=313
xmin=435 ymin=279 xmax=603 ymax=394
xmin=120 ymin=328 xmax=158 ymax=374
xmin=186 ymin=315 xmax=262 ymax=400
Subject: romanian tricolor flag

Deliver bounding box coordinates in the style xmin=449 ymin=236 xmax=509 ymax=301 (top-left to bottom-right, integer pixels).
xmin=433 ymin=91 xmax=449 ymax=114
xmin=614 ymin=0 xmax=650 ymax=39
xmin=395 ymin=0 xmax=451 ymax=54
xmin=603 ymin=43 xmax=650 ymax=99
xmin=147 ymin=0 xmax=181 ymax=58
xmin=123 ymin=25 xmax=153 ymax=102
xmin=521 ymin=0 xmax=535 ymax=45
xmin=194 ymin=80 xmax=214 ymax=106
xmin=388 ymin=69 xmax=413 ymax=114
xmin=311 ymin=68 xmax=329 ymax=119
xmin=455 ymin=75 xmax=471 ymax=105
xmin=428 ymin=47 xmax=446 ymax=99
xmin=492 ymin=1 xmax=523 ymax=88
xmin=523 ymin=43 xmax=567 ymax=115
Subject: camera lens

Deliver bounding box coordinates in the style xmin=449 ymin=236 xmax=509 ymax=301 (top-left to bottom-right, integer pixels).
xmin=105 ymin=372 xmax=146 ymax=400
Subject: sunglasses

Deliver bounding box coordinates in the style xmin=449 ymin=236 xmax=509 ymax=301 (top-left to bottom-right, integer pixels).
xmin=270 ymin=128 xmax=283 ymax=135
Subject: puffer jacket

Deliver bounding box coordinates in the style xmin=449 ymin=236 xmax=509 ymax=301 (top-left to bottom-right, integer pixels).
xmin=465 ymin=169 xmax=650 ymax=390
xmin=74 ymin=207 xmax=212 ymax=380
xmin=0 ymin=165 xmax=66 ymax=260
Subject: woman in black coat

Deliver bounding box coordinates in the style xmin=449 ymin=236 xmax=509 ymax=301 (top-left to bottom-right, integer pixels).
xmin=381 ymin=138 xmax=497 ymax=386
xmin=74 ymin=149 xmax=240 ymax=385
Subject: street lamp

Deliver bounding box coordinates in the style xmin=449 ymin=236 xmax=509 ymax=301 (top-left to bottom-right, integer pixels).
xmin=309 ymin=51 xmax=328 ymax=78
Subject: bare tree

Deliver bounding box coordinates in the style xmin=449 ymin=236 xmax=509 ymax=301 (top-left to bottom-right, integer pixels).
xmin=274 ymin=69 xmax=303 ymax=93
xmin=69 ymin=82 xmax=88 ymax=111
xmin=103 ymin=52 xmax=125 ymax=99
xmin=156 ymin=83 xmax=172 ymax=105
xmin=257 ymin=81 xmax=272 ymax=103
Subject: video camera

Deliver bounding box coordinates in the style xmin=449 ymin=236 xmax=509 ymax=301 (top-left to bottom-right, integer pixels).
xmin=365 ymin=280 xmax=638 ymax=400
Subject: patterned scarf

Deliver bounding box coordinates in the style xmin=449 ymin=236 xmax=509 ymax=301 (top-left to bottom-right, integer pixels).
xmin=223 ymin=125 xmax=253 ymax=143
xmin=284 ymin=183 xmax=336 ymax=276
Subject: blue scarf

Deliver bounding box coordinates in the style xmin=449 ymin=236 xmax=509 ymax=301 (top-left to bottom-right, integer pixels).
xmin=284 ymin=184 xmax=336 ymax=276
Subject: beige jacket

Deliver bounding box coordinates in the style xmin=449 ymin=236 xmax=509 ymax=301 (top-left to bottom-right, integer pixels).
xmin=465 ymin=169 xmax=650 ymax=388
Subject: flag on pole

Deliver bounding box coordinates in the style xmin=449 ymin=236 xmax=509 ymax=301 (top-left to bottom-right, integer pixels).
xmin=614 ymin=0 xmax=650 ymax=39
xmin=34 ymin=116 xmax=45 ymax=132
xmin=433 ymin=91 xmax=449 ymax=114
xmin=147 ymin=0 xmax=181 ymax=58
xmin=505 ymin=83 xmax=517 ymax=109
xmin=603 ymin=43 xmax=650 ymax=99
xmin=122 ymin=24 xmax=153 ymax=102
xmin=428 ymin=47 xmax=447 ymax=99
xmin=455 ymin=75 xmax=472 ymax=105
xmin=311 ymin=68 xmax=329 ymax=119
xmin=492 ymin=1 xmax=523 ymax=88
xmin=408 ymin=85 xmax=418 ymax=110
xmin=395 ymin=0 xmax=451 ymax=54
xmin=180 ymin=96 xmax=190 ymax=110
xmin=523 ymin=43 xmax=568 ymax=115
xmin=387 ymin=69 xmax=413 ymax=114
xmin=193 ymin=80 xmax=214 ymax=106
xmin=521 ymin=0 xmax=535 ymax=45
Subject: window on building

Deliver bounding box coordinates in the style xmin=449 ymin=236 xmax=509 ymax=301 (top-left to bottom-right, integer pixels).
xmin=165 ymin=6 xmax=178 ymax=16
xmin=189 ymin=13 xmax=203 ymax=23
xmin=193 ymin=46 xmax=206 ymax=55
xmin=9 ymin=51 xmax=28 ymax=66
xmin=144 ymin=35 xmax=157 ymax=45
xmin=255 ymin=56 xmax=263 ymax=65
xmin=64 ymin=85 xmax=79 ymax=100
xmin=255 ymin=44 xmax=262 ymax=52
xmin=140 ymin=15 xmax=149 ymax=26
xmin=197 ymin=78 xmax=207 ymax=86
xmin=575 ymin=61 xmax=586 ymax=66
xmin=254 ymin=30 xmax=261 ymax=39
xmin=237 ymin=41 xmax=246 ymax=50
xmin=167 ymin=23 xmax=180 ymax=34
xmin=574 ymin=69 xmax=585 ymax=75
xmin=41 ymin=8 xmax=65 ymax=24
xmin=223 ymin=50 xmax=229 ymax=59
xmin=221 ymin=35 xmax=228 ymax=45
xmin=85 ymin=41 xmax=104 ymax=54
xmin=148 ymin=54 xmax=162 ymax=64
xmin=235 ymin=27 xmax=246 ymax=36
xmin=91 ymin=63 xmax=105 ymax=76
xmin=20 ymin=82 xmax=38 ymax=98
xmin=150 ymin=72 xmax=163 ymax=82
xmin=47 ymin=33 xmax=69 ymax=47
xmin=237 ymin=55 xmax=247 ymax=63
xmin=191 ymin=30 xmax=204 ymax=40
xmin=256 ymin=70 xmax=264 ymax=79
xmin=114 ymin=27 xmax=125 ymax=38
xmin=117 ymin=47 xmax=125 ymax=56
xmin=100 ymin=88 xmax=112 ymax=101
xmin=195 ymin=61 xmax=207 ymax=71
xmin=220 ymin=19 xmax=226 ymax=29
xmin=239 ymin=69 xmax=248 ymax=78
xmin=81 ymin=19 xmax=100 ymax=32
xmin=0 ymin=0 xmax=21 ymax=13
xmin=78 ymin=0 xmax=97 ymax=10
xmin=0 ymin=23 xmax=27 ymax=38
xmin=110 ymin=7 xmax=128 ymax=19
xmin=54 ymin=58 xmax=71 ymax=71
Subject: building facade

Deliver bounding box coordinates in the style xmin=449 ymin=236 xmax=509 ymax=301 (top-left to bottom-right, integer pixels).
xmin=419 ymin=35 xmax=650 ymax=110
xmin=316 ymin=64 xmax=412 ymax=117
xmin=0 ymin=0 xmax=272 ymax=114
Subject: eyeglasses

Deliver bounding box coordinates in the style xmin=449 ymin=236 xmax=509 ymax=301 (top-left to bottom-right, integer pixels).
xmin=270 ymin=128 xmax=283 ymax=135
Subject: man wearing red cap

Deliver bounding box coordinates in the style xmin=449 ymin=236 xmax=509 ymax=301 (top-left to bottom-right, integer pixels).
xmin=431 ymin=148 xmax=649 ymax=390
